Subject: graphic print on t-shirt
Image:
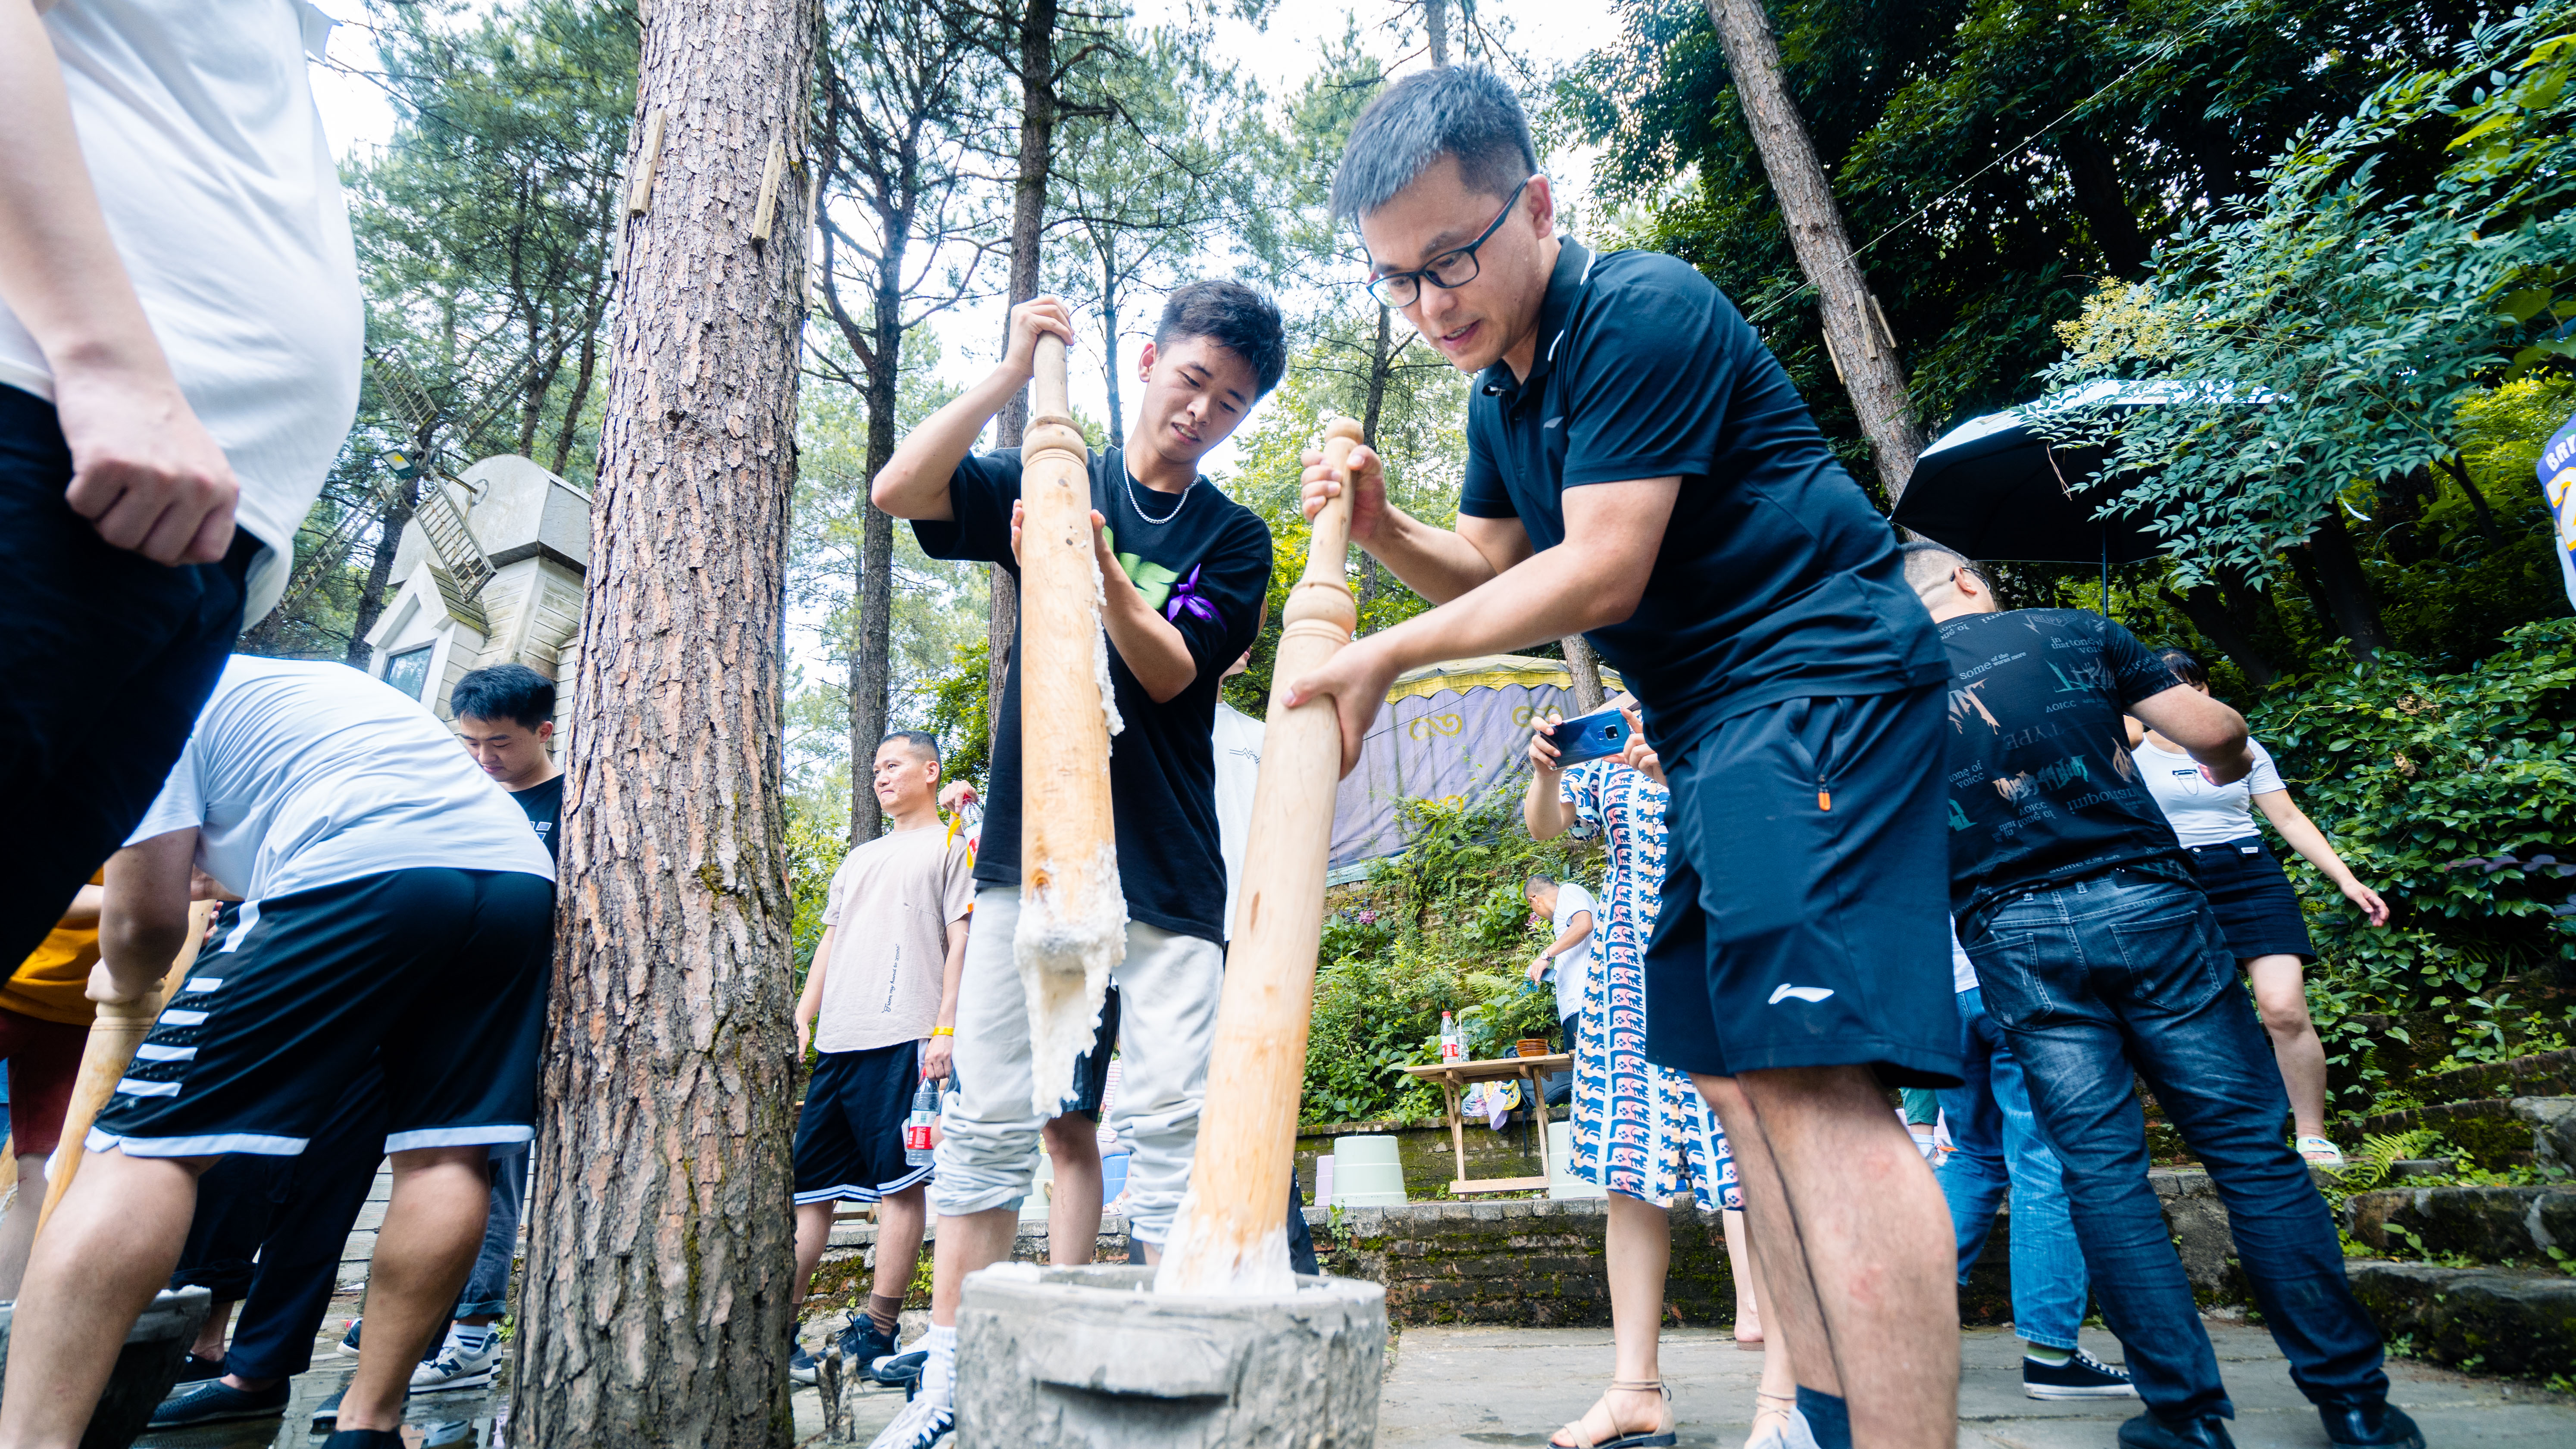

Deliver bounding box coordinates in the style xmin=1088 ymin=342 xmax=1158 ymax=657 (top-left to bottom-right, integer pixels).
xmin=1935 ymin=609 xmax=2193 ymax=920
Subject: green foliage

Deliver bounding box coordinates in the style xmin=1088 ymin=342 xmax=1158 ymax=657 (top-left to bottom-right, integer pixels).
xmin=922 ymin=639 xmax=994 ymax=796
xmin=1301 ymin=791 xmax=1602 ymax=1125
xmin=2249 ymin=621 xmax=2576 ymax=1097
xmin=2042 ymin=3 xmax=2576 ymax=590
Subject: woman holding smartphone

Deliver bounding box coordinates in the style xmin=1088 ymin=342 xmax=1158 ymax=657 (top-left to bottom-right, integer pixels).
xmin=2131 ymin=650 xmax=2389 ymax=1165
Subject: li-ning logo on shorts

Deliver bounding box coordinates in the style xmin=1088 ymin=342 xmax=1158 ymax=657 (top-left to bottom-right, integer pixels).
xmin=1768 ymin=984 xmax=1836 ymax=1005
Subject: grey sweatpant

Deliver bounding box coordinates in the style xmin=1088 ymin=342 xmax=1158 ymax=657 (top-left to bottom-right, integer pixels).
xmin=930 ymin=885 xmax=1222 ymax=1245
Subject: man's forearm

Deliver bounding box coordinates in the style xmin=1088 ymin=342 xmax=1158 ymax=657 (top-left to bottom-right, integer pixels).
xmin=936 ymin=921 xmax=969 ymax=1027
xmin=1368 ymin=546 xmax=1630 ymax=684
xmin=1100 ymin=572 xmax=1195 ymax=703
xmin=1362 ymin=503 xmax=1504 ymax=605
xmin=1548 ymin=918 xmax=1591 ymax=955
xmin=870 ymin=365 xmax=1023 ymax=522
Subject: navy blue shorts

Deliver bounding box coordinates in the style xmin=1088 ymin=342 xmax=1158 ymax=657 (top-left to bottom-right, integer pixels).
xmin=0 ymin=384 xmax=253 ymax=965
xmin=91 ymin=868 xmax=554 ymax=1157
xmin=794 ymin=1040 xmax=932 ymax=1205
xmin=2184 ymin=838 xmax=2315 ymax=962
xmin=1643 ymin=685 xmax=1963 ymax=1087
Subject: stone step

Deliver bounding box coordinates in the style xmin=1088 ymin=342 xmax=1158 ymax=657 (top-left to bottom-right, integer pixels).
xmin=2339 ymin=1096 xmax=2576 ymax=1173
xmin=2345 ymin=1183 xmax=2576 ymax=1265
xmin=2344 ymin=1260 xmax=2576 ymax=1380
xmin=2401 ymin=1047 xmax=2576 ymax=1105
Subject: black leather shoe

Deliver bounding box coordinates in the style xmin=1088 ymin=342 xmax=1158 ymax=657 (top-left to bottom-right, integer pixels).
xmin=149 ymin=1377 xmax=290 ymax=1428
xmin=2116 ymin=1411 xmax=2238 ymax=1449
xmin=2322 ymin=1401 xmax=2425 ymax=1449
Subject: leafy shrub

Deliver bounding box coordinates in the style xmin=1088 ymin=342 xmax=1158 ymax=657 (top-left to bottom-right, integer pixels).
xmin=1301 ymin=790 xmax=1602 ymax=1125
xmin=2253 ymin=620 xmax=2576 ymax=1099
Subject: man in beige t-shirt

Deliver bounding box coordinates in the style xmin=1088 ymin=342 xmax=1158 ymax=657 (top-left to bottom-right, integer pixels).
xmin=788 ymin=731 xmax=974 ymax=1382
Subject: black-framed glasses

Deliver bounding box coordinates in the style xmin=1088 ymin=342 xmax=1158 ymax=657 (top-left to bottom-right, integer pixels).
xmin=1362 ymin=175 xmax=1535 ymax=309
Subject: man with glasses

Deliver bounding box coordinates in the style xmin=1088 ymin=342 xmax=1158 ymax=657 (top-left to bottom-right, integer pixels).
xmin=1287 ymin=67 xmax=1960 ymax=1449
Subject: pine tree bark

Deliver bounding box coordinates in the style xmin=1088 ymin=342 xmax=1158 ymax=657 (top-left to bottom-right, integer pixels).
xmin=344 ymin=476 xmax=419 ymax=671
xmin=513 ymin=1 xmax=815 ymax=1443
xmin=985 ymin=0 xmax=1060 ymax=755
xmin=1703 ymin=0 xmax=1925 ymax=502
xmin=1561 ymin=634 xmax=1606 ymax=713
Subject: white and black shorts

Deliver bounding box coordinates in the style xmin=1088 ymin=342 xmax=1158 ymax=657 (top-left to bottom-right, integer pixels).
xmin=792 ymin=1040 xmax=932 ymax=1206
xmin=88 ymin=867 xmax=554 ymax=1159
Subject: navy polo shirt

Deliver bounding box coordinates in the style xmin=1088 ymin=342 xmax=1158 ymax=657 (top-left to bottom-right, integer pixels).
xmin=1460 ymin=238 xmax=1947 ymax=757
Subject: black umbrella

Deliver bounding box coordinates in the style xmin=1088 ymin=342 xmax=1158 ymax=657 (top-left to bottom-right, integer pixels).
xmin=1894 ymin=381 xmax=2179 ymax=610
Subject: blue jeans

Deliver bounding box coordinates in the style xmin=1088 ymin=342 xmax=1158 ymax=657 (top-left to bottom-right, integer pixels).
xmin=1964 ymin=870 xmax=2386 ymax=1421
xmin=455 ymin=1145 xmax=528 ymax=1318
xmin=1935 ymin=987 xmax=2088 ymax=1352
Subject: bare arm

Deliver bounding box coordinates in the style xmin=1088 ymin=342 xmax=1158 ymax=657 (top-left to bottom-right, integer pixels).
xmin=923 ymin=912 xmax=969 ymax=1082
xmin=1287 ymin=476 xmax=1682 ymax=773
xmin=1522 ymin=718 xmax=1576 ymax=840
xmin=96 ymin=829 xmax=195 ymax=1003
xmin=870 ymin=297 xmax=1075 ymax=523
xmin=1526 ymin=910 xmax=1595 ymax=983
xmin=0 ymin=2 xmax=239 ymax=565
xmin=794 ymin=924 xmax=834 ymax=1057
xmin=1297 ymin=442 xmax=1532 ymax=604
xmin=2127 ymin=684 xmax=2253 ymax=785
xmin=2254 ymin=790 xmax=2389 ymax=926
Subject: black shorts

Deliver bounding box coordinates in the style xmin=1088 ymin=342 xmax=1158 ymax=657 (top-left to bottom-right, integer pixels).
xmin=793 ymin=1040 xmax=932 ymax=1205
xmin=89 ymin=868 xmax=553 ymax=1158
xmin=944 ymin=985 xmax=1119 ymax=1122
xmin=1643 ymin=685 xmax=1963 ymax=1087
xmin=2183 ymin=838 xmax=2315 ymax=962
xmin=0 ymin=384 xmax=253 ymax=965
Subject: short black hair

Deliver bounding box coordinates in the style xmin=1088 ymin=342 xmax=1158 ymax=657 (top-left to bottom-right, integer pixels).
xmin=1330 ymin=66 xmax=1538 ymax=221
xmin=2157 ymin=648 xmax=2207 ymax=687
xmin=452 ymin=662 xmax=555 ymax=731
xmin=1153 ymin=279 xmax=1288 ymax=398
xmin=1524 ymin=873 xmax=1557 ymax=895
xmin=1898 ymin=539 xmax=1990 ymax=595
xmin=878 ymin=729 xmax=941 ymax=763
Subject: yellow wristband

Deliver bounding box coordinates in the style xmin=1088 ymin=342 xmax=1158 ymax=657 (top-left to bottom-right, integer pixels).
xmin=931 ymin=1027 xmax=955 ymax=1037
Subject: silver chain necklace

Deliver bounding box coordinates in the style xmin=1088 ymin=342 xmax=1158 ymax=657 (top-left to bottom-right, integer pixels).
xmin=1124 ymin=467 xmax=1190 ymax=525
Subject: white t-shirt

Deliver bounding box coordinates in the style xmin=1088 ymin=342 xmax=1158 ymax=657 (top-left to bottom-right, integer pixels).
xmin=127 ymin=657 xmax=553 ymax=921
xmin=0 ymin=1 xmax=363 ymax=625
xmin=2135 ymin=737 xmax=2287 ymax=848
xmin=1546 ymin=881 xmax=1598 ymax=1024
xmin=1950 ymin=921 xmax=1978 ymax=993
xmin=1211 ymin=702 xmax=1264 ymax=942
xmin=813 ymin=824 xmax=975 ymax=1053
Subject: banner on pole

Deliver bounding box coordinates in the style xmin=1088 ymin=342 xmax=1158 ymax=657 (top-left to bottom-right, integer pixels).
xmin=2542 ymin=411 xmax=2576 ymax=614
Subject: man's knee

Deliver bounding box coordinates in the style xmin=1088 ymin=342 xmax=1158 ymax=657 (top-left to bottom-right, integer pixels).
xmin=1041 ymin=1115 xmax=1098 ymax=1164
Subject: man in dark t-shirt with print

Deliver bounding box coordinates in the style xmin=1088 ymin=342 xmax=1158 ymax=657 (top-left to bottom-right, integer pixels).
xmin=1287 ymin=66 xmax=1959 ymax=1449
xmin=1907 ymin=543 xmax=2417 ymax=1449
xmin=864 ymin=280 xmax=1281 ymax=1449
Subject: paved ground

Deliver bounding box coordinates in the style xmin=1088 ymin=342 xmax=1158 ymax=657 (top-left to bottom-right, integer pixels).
xmin=1379 ymin=1324 xmax=2576 ymax=1449
xmin=124 ymin=1319 xmax=2575 ymax=1447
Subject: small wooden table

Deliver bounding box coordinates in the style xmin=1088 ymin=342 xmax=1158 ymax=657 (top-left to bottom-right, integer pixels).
xmin=1399 ymin=1054 xmax=1572 ymax=1196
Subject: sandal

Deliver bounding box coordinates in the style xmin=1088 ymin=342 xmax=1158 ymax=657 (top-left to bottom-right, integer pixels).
xmin=1745 ymin=1390 xmax=1798 ymax=1449
xmin=2297 ymin=1135 xmax=2347 ymax=1168
xmin=1549 ymin=1379 xmax=1678 ymax=1449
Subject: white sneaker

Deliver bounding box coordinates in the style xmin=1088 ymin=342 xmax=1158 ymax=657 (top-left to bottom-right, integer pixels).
xmin=864 ymin=1393 xmax=954 ymax=1449
xmin=409 ymin=1325 xmax=500 ymax=1393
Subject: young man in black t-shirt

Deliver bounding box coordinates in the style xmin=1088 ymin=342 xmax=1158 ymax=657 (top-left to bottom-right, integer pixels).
xmin=1290 ymin=66 xmax=1957 ymax=1449
xmin=864 ymin=280 xmax=1282 ymax=1449
xmin=1907 ymin=543 xmax=2418 ymax=1449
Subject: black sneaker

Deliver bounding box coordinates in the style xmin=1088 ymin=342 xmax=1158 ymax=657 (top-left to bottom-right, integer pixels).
xmin=2117 ymin=1412 xmax=2236 ymax=1449
xmin=171 ymin=1352 xmax=227 ymax=1384
xmin=870 ymin=1347 xmax=928 ymax=1388
xmin=2322 ymin=1401 xmax=2424 ymax=1449
xmin=322 ymin=1431 xmax=408 ymax=1449
xmin=790 ymin=1340 xmax=819 ymax=1387
xmin=149 ymin=1378 xmax=290 ymax=1428
xmin=840 ymin=1313 xmax=897 ymax=1368
xmin=338 ymin=1317 xmax=363 ymax=1357
xmin=2024 ymin=1348 xmax=2140 ymax=1399
xmin=312 ymin=1387 xmax=345 ymax=1433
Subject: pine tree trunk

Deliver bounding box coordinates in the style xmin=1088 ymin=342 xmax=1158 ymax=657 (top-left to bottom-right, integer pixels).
xmin=847 ymin=215 xmax=907 ymax=846
xmin=512 ymin=2 xmax=815 ymax=1443
xmin=1424 ymin=0 xmax=1448 ymax=66
xmin=344 ymin=477 xmax=419 ymax=671
xmin=1561 ymin=634 xmax=1606 ymax=713
xmin=987 ymin=0 xmax=1059 ymax=756
xmin=1100 ymin=240 xmax=1124 ymax=440
xmin=1703 ymin=0 xmax=1924 ymax=502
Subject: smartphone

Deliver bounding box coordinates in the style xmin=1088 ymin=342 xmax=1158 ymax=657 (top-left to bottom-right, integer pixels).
xmin=1547 ymin=706 xmax=1632 ymax=765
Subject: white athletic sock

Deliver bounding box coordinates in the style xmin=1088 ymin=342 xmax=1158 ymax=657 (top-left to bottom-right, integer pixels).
xmin=917 ymin=1324 xmax=959 ymax=1407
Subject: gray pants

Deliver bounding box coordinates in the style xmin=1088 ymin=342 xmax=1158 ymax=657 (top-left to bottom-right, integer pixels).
xmin=930 ymin=885 xmax=1222 ymax=1245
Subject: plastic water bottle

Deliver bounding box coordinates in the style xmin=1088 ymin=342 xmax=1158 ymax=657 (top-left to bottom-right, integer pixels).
xmin=903 ymin=1074 xmax=938 ymax=1166
xmin=1439 ymin=1012 xmax=1464 ymax=1064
